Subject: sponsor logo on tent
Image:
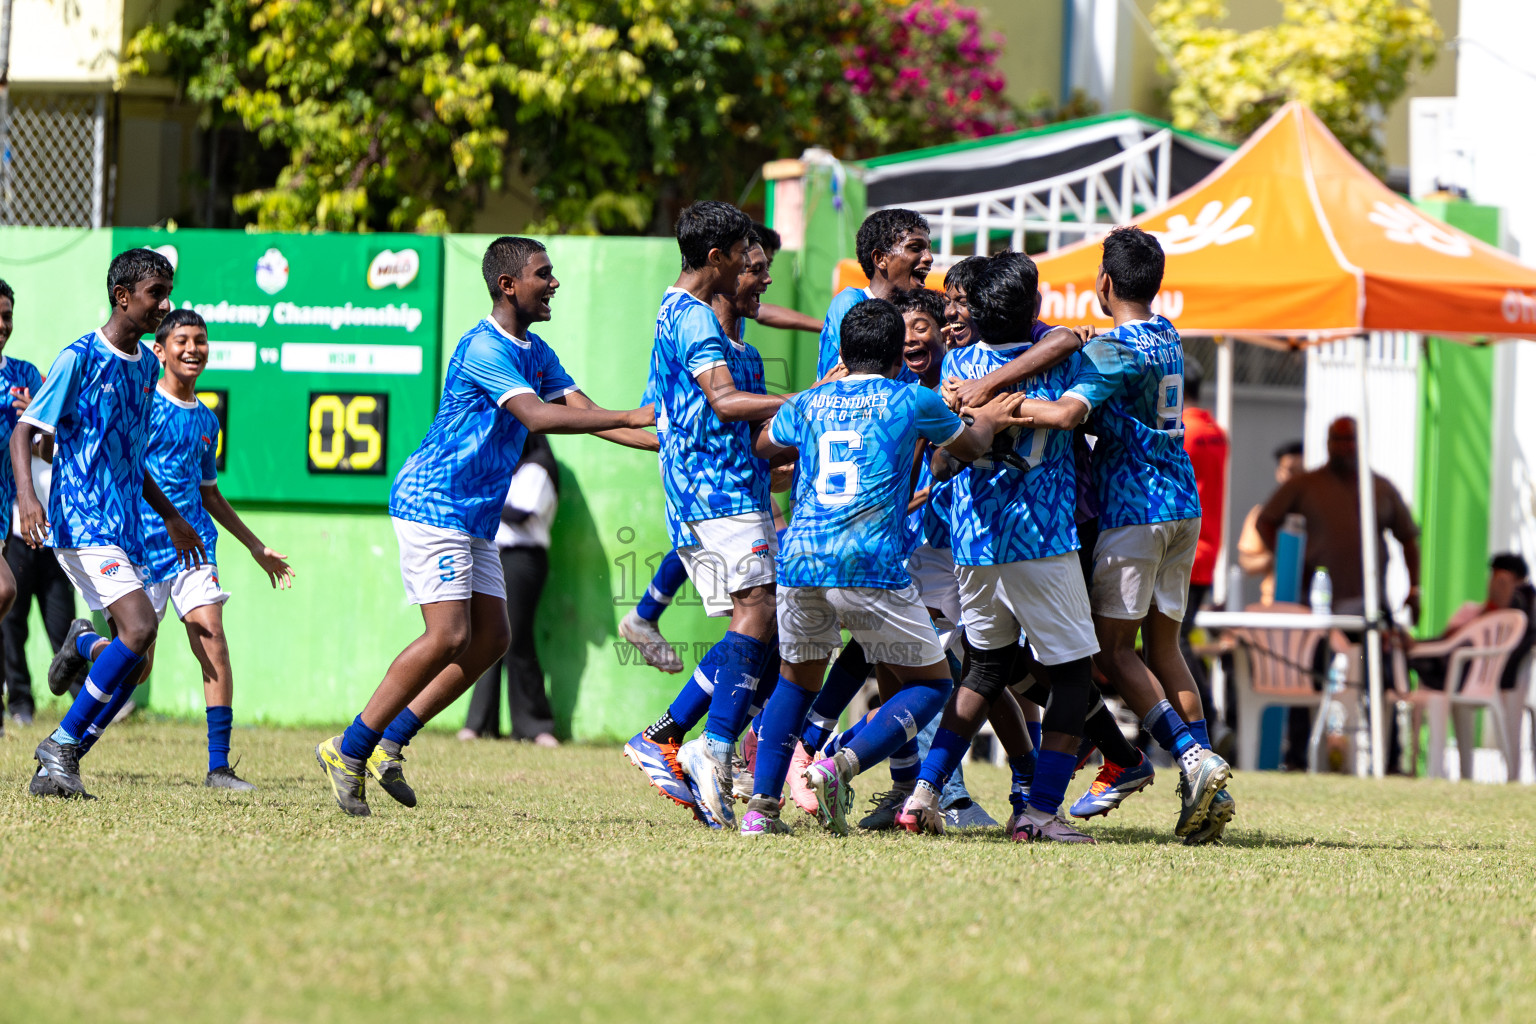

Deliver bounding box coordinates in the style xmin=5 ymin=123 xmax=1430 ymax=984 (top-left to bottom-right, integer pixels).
xmin=1368 ymin=201 xmax=1472 ymax=258
xmin=1151 ymin=198 xmax=1255 ymax=255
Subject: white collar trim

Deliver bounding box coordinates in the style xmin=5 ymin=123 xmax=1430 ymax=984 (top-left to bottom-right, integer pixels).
xmin=96 ymin=331 xmax=143 ymax=361
xmin=156 ymin=384 xmax=201 ymax=409
xmin=484 ymin=316 xmax=533 ymax=349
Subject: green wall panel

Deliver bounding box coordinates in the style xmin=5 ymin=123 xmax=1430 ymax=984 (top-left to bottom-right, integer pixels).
xmin=0 ymin=228 xmax=114 ymax=367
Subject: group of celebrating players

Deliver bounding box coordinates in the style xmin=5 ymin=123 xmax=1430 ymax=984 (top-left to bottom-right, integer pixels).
xmin=23 ymin=198 xmax=1234 ymax=846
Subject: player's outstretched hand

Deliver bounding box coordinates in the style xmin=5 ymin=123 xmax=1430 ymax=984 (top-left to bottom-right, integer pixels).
xmin=10 ymin=387 xmax=31 ymax=413
xmin=1070 ymin=324 xmax=1099 ymax=346
xmin=251 ymin=546 xmax=296 ymax=590
xmin=949 ymin=374 xmax=1000 ymax=412
xmin=167 ymin=516 xmax=208 ymax=570
xmin=16 ymin=495 xmax=48 ymax=549
xmin=986 ymin=391 xmax=1036 ymax=429
xmin=625 ymin=405 xmax=657 ymax=429
xmin=813 ymin=362 xmax=848 ymax=387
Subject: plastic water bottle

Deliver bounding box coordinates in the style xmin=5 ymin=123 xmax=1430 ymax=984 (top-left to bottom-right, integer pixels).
xmin=1309 ymin=566 xmax=1333 ymax=616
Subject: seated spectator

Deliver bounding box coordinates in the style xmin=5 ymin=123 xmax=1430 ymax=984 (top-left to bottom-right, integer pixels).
xmin=1236 ymin=440 xmax=1304 ymax=605
xmin=1409 ymin=553 xmax=1536 ymax=692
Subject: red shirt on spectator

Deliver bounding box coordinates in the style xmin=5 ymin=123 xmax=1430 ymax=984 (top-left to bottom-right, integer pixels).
xmin=1182 ymin=407 xmax=1228 ymax=586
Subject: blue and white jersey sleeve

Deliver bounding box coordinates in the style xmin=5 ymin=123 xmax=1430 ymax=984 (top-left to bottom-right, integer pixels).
xmin=766 ymin=401 xmax=803 ymax=451
xmin=199 ymin=404 xmax=221 ymax=484
xmin=534 ymin=340 xmax=580 ymax=401
xmin=1064 ymin=338 xmax=1134 ymax=412
xmin=913 ymin=386 xmax=965 ymax=446
xmin=19 ymin=347 xmax=83 ymax=435
xmin=816 ymin=287 xmax=869 ymax=379
xmin=679 ymin=304 xmax=732 ymax=378
xmin=460 ymin=331 xmax=537 ymax=405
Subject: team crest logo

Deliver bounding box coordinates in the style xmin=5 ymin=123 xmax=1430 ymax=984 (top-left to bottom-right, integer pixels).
xmin=99 ymin=560 xmax=123 ymax=578
xmin=210 ymin=568 xmax=219 ymax=587
xmin=201 ymin=435 xmax=211 ymax=445
xmin=255 ymin=248 xmax=290 ymax=295
xmin=750 ymin=539 xmax=771 ymax=557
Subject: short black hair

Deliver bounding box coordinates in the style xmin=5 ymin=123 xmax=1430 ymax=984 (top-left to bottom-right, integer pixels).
xmin=482 ymin=236 xmax=547 ymax=300
xmin=968 ymin=251 xmax=1038 ymax=346
xmin=891 ymin=287 xmax=945 ymax=332
xmin=751 ymin=221 xmax=783 ymax=258
xmin=1100 ymin=226 xmax=1164 ymax=304
xmin=856 ymin=208 xmax=929 ymax=278
xmin=154 ymin=307 xmax=207 ymax=347
xmin=107 ymin=247 xmax=174 ymax=305
xmin=1184 ymin=353 xmax=1204 ymax=402
xmin=1491 ymin=552 xmax=1530 ymax=580
xmin=0 ymin=279 xmax=13 ymax=306
xmin=1273 ymin=440 xmax=1304 ymax=461
xmin=840 ymin=298 xmax=904 ymax=374
xmin=943 ymin=255 xmax=988 ymax=296
xmin=676 ymin=201 xmax=754 ymax=273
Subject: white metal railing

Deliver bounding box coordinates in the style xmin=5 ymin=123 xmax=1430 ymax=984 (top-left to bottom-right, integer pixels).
xmin=878 ymin=130 xmax=1173 ymax=256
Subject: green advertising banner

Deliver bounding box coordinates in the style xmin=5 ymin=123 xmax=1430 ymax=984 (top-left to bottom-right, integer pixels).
xmin=112 ymin=229 xmax=443 ymax=506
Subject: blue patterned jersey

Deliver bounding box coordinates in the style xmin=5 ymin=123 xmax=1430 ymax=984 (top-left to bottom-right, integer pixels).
xmin=0 ymin=355 xmax=44 ymax=530
xmin=769 ymin=374 xmax=962 ymax=589
xmin=817 ymin=287 xmax=870 ymax=379
xmin=942 ymin=341 xmax=1083 ymax=565
xmin=922 ymin=475 xmax=956 ymax=551
xmin=1065 ymin=316 xmax=1200 ymax=529
xmin=139 ymin=389 xmax=221 ymax=581
xmin=651 ymin=288 xmax=769 ymax=545
xmin=22 ymin=333 xmax=159 ymax=557
xmin=904 ymin=453 xmax=935 ymax=555
xmin=390 ymin=317 xmax=578 ymax=540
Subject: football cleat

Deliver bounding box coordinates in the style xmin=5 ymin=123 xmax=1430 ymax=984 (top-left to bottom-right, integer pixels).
xmin=1184 ymin=788 xmax=1236 ymax=846
xmin=678 ymin=737 xmax=736 ymax=829
xmin=1175 ymin=749 xmax=1232 ymax=837
xmin=366 ymin=741 xmax=417 ymax=808
xmin=857 ymin=785 xmax=914 ymax=831
xmin=1012 ymin=811 xmax=1098 ymax=844
xmin=803 ymin=754 xmax=855 ymax=836
xmin=622 ymin=732 xmax=696 ymax=809
xmin=897 ymin=783 xmax=945 ymax=835
xmin=205 ymin=765 xmax=257 ymax=791
xmin=315 ymin=736 xmax=370 ymax=817
xmin=787 ymin=741 xmax=819 ymax=816
xmin=943 ymin=798 xmax=999 ymax=830
xmin=618 ymin=611 xmax=683 ymax=674
xmin=740 ymin=798 xmax=793 ymax=837
xmin=1069 ymin=754 xmax=1155 ymax=819
xmin=49 ymin=619 xmax=97 ymax=697
xmin=34 ymin=736 xmax=87 ymax=797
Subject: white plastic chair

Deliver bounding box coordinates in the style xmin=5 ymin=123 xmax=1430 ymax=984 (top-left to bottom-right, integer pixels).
xmin=1229 ymin=602 xmax=1332 ymax=772
xmin=1404 ymin=609 xmax=1529 ymax=782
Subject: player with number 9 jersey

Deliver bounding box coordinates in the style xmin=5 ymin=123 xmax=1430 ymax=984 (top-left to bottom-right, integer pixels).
xmin=1067 ymin=315 xmax=1200 ymax=530
xmin=770 ymin=375 xmax=964 ymax=590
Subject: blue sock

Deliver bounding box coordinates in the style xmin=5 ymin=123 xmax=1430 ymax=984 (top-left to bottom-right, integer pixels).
xmin=54 ymin=638 xmax=144 ymax=745
xmin=382 ymin=707 xmax=424 ymax=748
xmin=1027 ymin=720 xmax=1043 ymax=751
xmin=824 ymin=714 xmax=869 ymax=757
xmin=339 ymin=714 xmax=383 ymax=762
xmin=748 ymin=652 xmax=780 ymax=722
xmin=916 ymin=726 xmax=970 ymax=790
xmin=1143 ymin=699 xmax=1198 ymax=758
xmin=1028 ymin=748 xmax=1077 ymax=816
xmin=750 ymin=676 xmax=816 ymax=800
xmin=800 ymin=644 xmax=869 ymax=751
xmin=77 ymin=679 xmax=141 ymax=757
xmin=76 ymin=629 xmax=104 ymax=661
xmin=849 ymin=679 xmax=949 ymax=777
xmin=1187 ymin=717 xmax=1211 ymax=750
xmin=890 ymin=735 xmax=920 ymax=783
xmin=702 ymin=631 xmax=766 ymax=745
xmin=635 ymin=549 xmax=688 ymax=623
xmin=206 ymin=705 xmax=233 ymax=771
xmin=1008 ymin=751 xmax=1037 ymax=815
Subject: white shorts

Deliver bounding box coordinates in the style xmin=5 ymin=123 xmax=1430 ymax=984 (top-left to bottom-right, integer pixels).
xmin=1091 ymin=518 xmax=1200 ymax=621
xmin=778 ymin=583 xmax=946 ymax=668
xmin=677 ymin=510 xmax=777 ymax=618
xmin=956 ymin=553 xmax=1099 ymax=665
xmin=56 ymin=545 xmax=148 ymax=612
xmin=908 ymin=544 xmax=961 ymax=625
xmin=393 ymin=517 xmax=505 ymax=605
xmin=145 ymin=563 xmax=230 ymax=622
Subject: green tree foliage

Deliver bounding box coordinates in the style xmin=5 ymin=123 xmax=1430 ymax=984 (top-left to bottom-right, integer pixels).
xmin=129 ymin=0 xmax=1018 ymax=233
xmin=1149 ymin=0 xmax=1442 ymax=174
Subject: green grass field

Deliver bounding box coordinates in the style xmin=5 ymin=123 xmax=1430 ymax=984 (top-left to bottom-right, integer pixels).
xmin=2 ymin=716 xmax=1533 ymax=1023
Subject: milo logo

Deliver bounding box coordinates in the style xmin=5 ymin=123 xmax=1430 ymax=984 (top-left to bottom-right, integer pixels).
xmin=367 ymin=249 xmax=420 ymax=290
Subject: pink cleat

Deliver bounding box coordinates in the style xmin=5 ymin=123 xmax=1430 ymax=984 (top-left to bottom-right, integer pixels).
xmin=787 ymin=741 xmax=819 ymax=816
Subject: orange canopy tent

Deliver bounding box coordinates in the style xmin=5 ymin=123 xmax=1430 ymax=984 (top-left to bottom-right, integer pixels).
xmin=831 ymin=102 xmax=1536 ymax=776
xmin=836 ymin=102 xmax=1536 ymax=341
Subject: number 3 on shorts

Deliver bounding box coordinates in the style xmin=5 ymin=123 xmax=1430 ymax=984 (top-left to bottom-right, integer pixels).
xmin=815 ymin=430 xmax=862 ymax=507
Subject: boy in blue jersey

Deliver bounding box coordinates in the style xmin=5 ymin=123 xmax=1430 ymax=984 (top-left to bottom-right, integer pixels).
xmin=816 ymin=209 xmax=933 ymax=379
xmin=45 ymin=310 xmax=296 ymax=792
xmin=897 ymin=251 xmax=1104 ymax=844
xmin=1009 ymin=227 xmax=1233 ymax=842
xmin=12 ymin=248 xmax=206 ymax=798
xmin=623 ymin=203 xmax=788 ymax=830
xmin=316 ymin=237 xmax=655 ymax=817
xmin=741 ymin=298 xmax=1021 ymax=835
xmin=0 ymin=278 xmax=43 ymax=725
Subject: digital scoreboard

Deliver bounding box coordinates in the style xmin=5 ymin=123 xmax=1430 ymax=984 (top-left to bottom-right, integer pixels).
xmin=117 ymin=230 xmax=442 ymax=506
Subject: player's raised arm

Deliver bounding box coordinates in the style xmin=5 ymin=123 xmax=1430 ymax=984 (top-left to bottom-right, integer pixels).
xmin=945 ymin=324 xmax=1089 ymax=410
xmin=696 ymin=363 xmax=786 ymax=423
xmin=1006 ymin=392 xmax=1092 ymax=431
xmin=935 ymin=391 xmax=1024 ymax=463
xmin=755 ymin=303 xmax=823 ymax=333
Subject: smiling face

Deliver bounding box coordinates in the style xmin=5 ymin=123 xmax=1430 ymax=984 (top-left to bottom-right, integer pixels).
xmin=508 ymin=250 xmax=559 ymax=323
xmin=116 ymin=275 xmax=174 ymax=336
xmin=877 ymin=230 xmax=934 ymax=291
xmin=943 ymin=283 xmax=974 ymax=347
xmin=733 ymin=244 xmax=771 ymax=320
xmin=153 ymin=322 xmax=209 ymax=387
xmin=902 ymin=310 xmax=945 ymax=384
xmin=711 ymin=237 xmax=750 ymax=298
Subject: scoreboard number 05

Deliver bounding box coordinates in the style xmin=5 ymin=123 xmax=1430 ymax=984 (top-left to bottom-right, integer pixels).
xmin=307 ymin=392 xmax=389 ymax=475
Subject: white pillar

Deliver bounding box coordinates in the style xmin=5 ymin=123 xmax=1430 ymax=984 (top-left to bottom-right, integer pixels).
xmin=1356 ymin=337 xmax=1386 ymax=779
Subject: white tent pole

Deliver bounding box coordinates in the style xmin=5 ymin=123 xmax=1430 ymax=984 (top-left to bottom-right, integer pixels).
xmin=1213 ymin=335 xmax=1233 ymax=606
xmin=1355 ymin=336 xmax=1386 ymax=779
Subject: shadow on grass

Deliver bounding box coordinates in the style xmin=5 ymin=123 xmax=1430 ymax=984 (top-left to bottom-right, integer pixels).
xmin=1088 ymin=823 xmax=1495 ymax=851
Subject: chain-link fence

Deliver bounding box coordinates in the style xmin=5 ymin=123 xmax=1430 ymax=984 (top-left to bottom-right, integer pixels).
xmin=0 ymin=91 xmax=107 ymax=227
